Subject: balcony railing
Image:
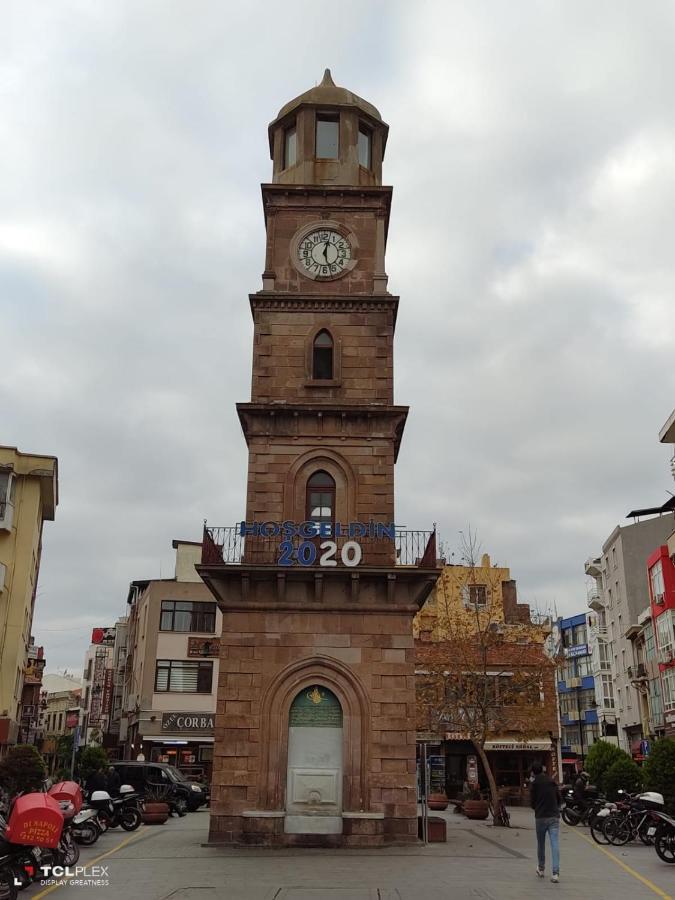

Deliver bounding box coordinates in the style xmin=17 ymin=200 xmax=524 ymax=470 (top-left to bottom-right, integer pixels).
xmin=202 ymin=524 xmax=438 ymax=568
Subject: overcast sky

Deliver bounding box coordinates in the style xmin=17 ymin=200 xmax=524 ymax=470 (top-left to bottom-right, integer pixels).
xmin=4 ymin=1 xmax=675 ymax=673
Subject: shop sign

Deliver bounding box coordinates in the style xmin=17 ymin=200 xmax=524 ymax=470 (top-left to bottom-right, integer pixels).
xmin=188 ymin=637 xmax=220 ymax=658
xmin=239 ymin=520 xmax=397 ymax=568
xmin=65 ymin=710 xmax=79 ymax=729
xmin=564 ymin=644 xmax=588 ymax=659
xmin=445 ymin=732 xmax=469 ymax=741
xmin=484 ymin=740 xmax=552 ymax=751
xmin=91 ymin=627 xmax=116 ymax=646
xmin=24 ymin=657 xmax=45 ymax=685
xmin=101 ymin=669 xmax=114 ymax=716
xmin=466 ymin=755 xmax=478 ymax=785
xmin=161 ymin=713 xmax=214 ymax=733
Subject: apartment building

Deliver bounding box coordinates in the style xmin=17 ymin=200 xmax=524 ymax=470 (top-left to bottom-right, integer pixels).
xmin=554 ymin=614 xmax=597 ymax=778
xmin=121 ymin=540 xmax=222 ymax=781
xmin=81 ymin=628 xmax=116 ymax=746
xmin=0 ymin=445 xmax=58 ymax=754
xmin=585 ymin=513 xmax=674 ymax=754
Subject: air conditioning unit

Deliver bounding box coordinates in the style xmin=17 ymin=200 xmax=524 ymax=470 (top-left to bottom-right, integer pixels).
xmin=655 ymin=593 xmax=665 ymax=606
xmin=0 ymin=500 xmax=13 ymax=533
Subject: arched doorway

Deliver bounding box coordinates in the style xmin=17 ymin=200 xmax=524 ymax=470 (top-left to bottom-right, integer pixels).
xmin=284 ymin=685 xmax=343 ymax=834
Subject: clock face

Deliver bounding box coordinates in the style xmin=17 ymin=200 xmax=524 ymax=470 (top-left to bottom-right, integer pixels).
xmin=297 ymin=228 xmax=352 ymax=279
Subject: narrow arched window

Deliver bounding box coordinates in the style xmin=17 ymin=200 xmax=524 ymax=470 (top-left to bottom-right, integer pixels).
xmin=306 ymin=470 xmax=336 ymax=526
xmin=312 ymin=330 xmax=333 ymax=380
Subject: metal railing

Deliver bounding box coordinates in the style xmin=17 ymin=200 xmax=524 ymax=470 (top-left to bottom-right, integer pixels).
xmin=202 ymin=525 xmax=437 ymax=568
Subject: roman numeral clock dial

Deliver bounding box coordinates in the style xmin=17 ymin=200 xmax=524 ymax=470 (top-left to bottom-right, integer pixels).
xmin=295 ymin=227 xmax=353 ymax=281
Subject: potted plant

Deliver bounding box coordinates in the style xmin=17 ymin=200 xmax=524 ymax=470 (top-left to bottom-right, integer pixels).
xmin=142 ymin=784 xmax=170 ymax=825
xmin=462 ymin=785 xmax=489 ymax=820
xmin=427 ymin=791 xmax=449 ymax=811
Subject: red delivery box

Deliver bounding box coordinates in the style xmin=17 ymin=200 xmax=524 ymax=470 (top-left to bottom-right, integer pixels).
xmin=5 ymin=793 xmax=64 ymax=848
xmin=48 ymin=781 xmax=83 ymax=814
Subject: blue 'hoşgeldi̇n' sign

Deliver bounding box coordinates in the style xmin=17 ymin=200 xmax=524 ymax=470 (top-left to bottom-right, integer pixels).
xmin=239 ymin=520 xmax=396 ymax=567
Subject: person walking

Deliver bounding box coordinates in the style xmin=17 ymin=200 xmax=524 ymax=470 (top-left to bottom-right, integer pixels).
xmin=529 ymin=763 xmax=561 ymax=883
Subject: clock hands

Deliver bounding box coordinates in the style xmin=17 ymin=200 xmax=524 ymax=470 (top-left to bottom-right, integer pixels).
xmin=323 ymin=240 xmax=330 ymax=262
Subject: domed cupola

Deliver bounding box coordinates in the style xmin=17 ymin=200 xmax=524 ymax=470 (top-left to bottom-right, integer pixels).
xmin=268 ymin=69 xmax=388 ymax=187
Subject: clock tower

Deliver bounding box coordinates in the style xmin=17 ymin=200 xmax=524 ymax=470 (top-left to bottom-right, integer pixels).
xmin=199 ymin=71 xmax=439 ymax=847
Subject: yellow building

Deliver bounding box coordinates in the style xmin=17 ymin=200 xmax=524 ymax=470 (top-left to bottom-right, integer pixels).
xmin=0 ymin=445 xmax=58 ymax=753
xmin=415 ymin=552 xmax=549 ymax=642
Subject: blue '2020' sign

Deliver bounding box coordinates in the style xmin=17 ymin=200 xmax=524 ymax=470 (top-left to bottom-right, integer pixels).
xmin=239 ymin=521 xmax=397 ymax=567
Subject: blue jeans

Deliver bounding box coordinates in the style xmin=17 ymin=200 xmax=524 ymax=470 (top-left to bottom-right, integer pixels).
xmin=535 ymin=816 xmax=560 ymax=875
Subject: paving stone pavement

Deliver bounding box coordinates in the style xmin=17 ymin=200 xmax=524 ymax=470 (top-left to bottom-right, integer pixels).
xmin=23 ymin=808 xmax=674 ymax=900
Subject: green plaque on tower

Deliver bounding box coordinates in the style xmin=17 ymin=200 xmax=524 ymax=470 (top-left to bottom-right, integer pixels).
xmin=289 ymin=686 xmax=343 ymax=728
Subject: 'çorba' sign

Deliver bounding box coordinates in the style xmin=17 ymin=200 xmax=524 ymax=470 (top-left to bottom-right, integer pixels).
xmin=161 ymin=713 xmax=214 ymax=734
xmin=240 ymin=520 xmax=396 ymax=568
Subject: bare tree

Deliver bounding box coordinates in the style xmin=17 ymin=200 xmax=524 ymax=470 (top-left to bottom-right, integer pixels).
xmin=416 ymin=528 xmax=556 ymax=825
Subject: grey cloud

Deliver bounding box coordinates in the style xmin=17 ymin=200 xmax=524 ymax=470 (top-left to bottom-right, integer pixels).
xmin=3 ymin=1 xmax=675 ymax=669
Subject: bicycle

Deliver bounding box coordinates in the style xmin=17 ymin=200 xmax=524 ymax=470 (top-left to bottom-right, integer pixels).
xmin=486 ymin=794 xmax=511 ymax=827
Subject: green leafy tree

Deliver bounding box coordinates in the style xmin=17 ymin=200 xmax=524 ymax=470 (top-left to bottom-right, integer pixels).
xmin=0 ymin=744 xmax=47 ymax=797
xmin=643 ymin=738 xmax=675 ymax=814
xmin=585 ymin=740 xmax=625 ymax=789
xmin=602 ymin=756 xmax=643 ymax=800
xmin=76 ymin=745 xmax=108 ymax=782
xmin=55 ymin=735 xmax=73 ymax=768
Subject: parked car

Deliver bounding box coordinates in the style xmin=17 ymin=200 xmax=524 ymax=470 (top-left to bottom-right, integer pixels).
xmin=110 ymin=762 xmax=207 ymax=812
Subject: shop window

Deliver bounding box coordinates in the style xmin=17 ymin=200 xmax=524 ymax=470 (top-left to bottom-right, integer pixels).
xmin=284 ymin=124 xmax=297 ymax=168
xmin=305 ymin=470 xmax=335 ymax=526
xmin=154 ymin=659 xmax=213 ymax=693
xmin=312 ymin=330 xmax=334 ymax=380
xmin=358 ymin=125 xmax=371 ymax=168
xmin=316 ymin=115 xmax=339 ymax=159
xmin=160 ymin=600 xmax=216 ymax=633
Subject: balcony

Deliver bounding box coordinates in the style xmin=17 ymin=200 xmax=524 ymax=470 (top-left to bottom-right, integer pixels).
xmin=587 ymin=585 xmax=604 ymax=612
xmin=199 ymin=524 xmax=441 ymax=612
xmin=585 ymin=557 xmax=603 ymax=578
xmin=202 ymin=525 xmax=438 ymax=569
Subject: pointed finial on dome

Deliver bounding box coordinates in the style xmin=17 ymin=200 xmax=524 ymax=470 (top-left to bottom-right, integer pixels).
xmin=321 ymin=68 xmax=336 ymax=87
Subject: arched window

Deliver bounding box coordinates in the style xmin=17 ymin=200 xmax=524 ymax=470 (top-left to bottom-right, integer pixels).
xmin=312 ymin=330 xmax=334 ymax=380
xmin=306 ymin=470 xmax=336 ymax=526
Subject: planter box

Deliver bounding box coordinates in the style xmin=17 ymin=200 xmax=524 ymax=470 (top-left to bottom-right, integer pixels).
xmin=417 ymin=815 xmax=447 ymax=842
xmin=142 ymin=802 xmax=169 ymax=825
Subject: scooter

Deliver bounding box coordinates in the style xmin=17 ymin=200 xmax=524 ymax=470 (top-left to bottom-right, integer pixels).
xmin=57 ymin=802 xmax=100 ymax=847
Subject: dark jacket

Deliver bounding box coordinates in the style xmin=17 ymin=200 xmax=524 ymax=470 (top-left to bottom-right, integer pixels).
xmin=530 ymin=773 xmax=561 ymax=819
xmin=85 ymin=771 xmax=107 ymax=794
xmin=106 ymin=769 xmax=121 ymax=796
xmin=573 ymin=776 xmax=589 ymax=801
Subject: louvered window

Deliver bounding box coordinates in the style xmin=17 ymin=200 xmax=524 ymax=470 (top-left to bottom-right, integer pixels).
xmin=154 ymin=660 xmax=213 ymax=693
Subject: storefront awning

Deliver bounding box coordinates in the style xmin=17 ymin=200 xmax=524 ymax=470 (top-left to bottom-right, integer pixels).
xmin=484 ymin=739 xmax=551 ymax=751
xmin=144 ymin=735 xmax=214 ymax=743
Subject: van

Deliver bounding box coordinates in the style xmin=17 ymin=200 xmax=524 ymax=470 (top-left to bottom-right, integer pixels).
xmin=111 ymin=761 xmax=206 ymax=812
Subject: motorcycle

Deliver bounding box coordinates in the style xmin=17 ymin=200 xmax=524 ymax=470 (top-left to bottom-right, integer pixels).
xmin=649 ymin=810 xmax=675 ymax=864
xmin=561 ymin=788 xmax=607 ymax=827
xmin=89 ymin=787 xmax=142 ymax=832
xmin=0 ymin=851 xmax=16 ymax=900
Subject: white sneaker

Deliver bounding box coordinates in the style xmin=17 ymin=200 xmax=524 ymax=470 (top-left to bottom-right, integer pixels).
xmin=551 ymin=874 xmax=559 ymax=883
xmin=536 ymin=868 xmax=544 ymax=878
